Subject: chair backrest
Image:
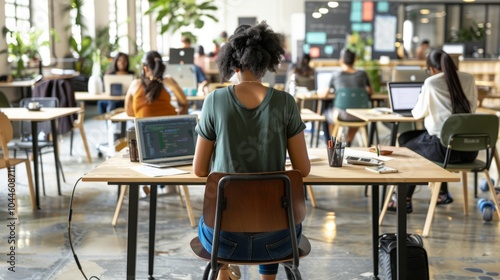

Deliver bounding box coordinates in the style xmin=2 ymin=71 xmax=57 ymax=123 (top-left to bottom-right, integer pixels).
xmin=0 ymin=91 xmax=13 ymax=108
xmin=203 ymin=170 xmax=305 ymax=233
xmin=440 ymin=113 xmax=499 ymax=152
xmin=0 ymin=112 xmax=14 ymax=160
xmin=334 ymin=88 xmax=371 ymax=110
xmin=19 ymin=97 xmax=59 ymax=141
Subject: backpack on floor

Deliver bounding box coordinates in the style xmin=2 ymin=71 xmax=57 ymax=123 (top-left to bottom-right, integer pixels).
xmin=378 ymin=233 xmax=429 ymax=280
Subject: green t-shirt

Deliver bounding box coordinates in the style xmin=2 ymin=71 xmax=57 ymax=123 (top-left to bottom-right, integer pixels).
xmin=195 ymin=86 xmax=305 ymax=173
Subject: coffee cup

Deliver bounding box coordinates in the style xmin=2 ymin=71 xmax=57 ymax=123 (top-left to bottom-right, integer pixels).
xmin=28 ymin=102 xmax=40 ymax=110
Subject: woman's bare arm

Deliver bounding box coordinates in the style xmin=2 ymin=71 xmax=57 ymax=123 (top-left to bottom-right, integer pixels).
xmin=164 ymin=76 xmax=189 ymax=114
xmin=287 ymin=131 xmax=311 ymax=177
xmin=193 ymin=136 xmax=215 ymax=177
xmin=125 ymin=79 xmax=141 ymax=116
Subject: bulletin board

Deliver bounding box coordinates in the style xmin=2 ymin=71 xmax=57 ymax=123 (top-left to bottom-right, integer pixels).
xmin=304 ymin=1 xmax=399 ymax=59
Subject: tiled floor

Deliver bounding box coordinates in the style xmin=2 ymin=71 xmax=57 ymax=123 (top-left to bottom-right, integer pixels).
xmin=1 ymin=105 xmax=500 ymax=280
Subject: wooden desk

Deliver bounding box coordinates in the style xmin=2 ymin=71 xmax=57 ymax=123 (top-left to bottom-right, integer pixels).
xmin=82 ymin=147 xmax=459 ymax=280
xmin=0 ymin=79 xmax=37 ymax=99
xmin=347 ymin=108 xmax=422 ymax=146
xmin=1 ymin=107 xmax=82 ymax=208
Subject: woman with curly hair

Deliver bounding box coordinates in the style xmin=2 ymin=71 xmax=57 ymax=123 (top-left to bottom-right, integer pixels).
xmin=124 ymin=50 xmax=188 ymax=117
xmin=193 ymin=22 xmax=310 ymax=280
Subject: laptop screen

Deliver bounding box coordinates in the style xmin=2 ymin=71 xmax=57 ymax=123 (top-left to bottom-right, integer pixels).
xmin=165 ymin=64 xmax=197 ymax=89
xmin=315 ymin=70 xmax=333 ymax=91
xmin=168 ymin=48 xmax=195 ymax=64
xmin=103 ymin=74 xmax=135 ymax=95
xmin=387 ymin=82 xmax=423 ymax=113
xmin=135 ymin=115 xmax=198 ymax=162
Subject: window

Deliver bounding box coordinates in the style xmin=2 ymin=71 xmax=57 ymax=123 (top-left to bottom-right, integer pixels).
xmin=5 ymin=0 xmax=31 ymax=33
xmin=136 ymin=0 xmax=151 ymax=52
xmin=109 ymin=0 xmax=130 ymax=55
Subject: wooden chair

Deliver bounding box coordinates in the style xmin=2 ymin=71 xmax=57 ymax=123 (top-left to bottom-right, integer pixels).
xmin=0 ymin=112 xmax=36 ymax=215
xmin=69 ymin=102 xmax=92 ymax=163
xmin=379 ymin=114 xmax=500 ymax=237
xmin=331 ymin=88 xmax=370 ymax=146
xmin=190 ymin=170 xmax=311 ymax=279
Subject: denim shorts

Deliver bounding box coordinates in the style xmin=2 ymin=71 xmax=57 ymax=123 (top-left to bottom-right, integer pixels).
xmin=198 ymin=216 xmax=302 ymax=275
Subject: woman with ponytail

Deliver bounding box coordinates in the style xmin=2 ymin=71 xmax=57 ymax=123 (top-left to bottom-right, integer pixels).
xmin=387 ymin=49 xmax=478 ymax=213
xmin=125 ymin=50 xmax=188 ymax=117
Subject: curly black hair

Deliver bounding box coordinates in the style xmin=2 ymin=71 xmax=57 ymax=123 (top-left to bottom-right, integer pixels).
xmin=216 ymin=21 xmax=285 ymax=81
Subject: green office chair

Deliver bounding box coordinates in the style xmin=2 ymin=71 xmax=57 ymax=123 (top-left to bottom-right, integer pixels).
xmin=379 ymin=113 xmax=500 ymax=237
xmin=331 ymin=88 xmax=371 ymax=146
xmin=0 ymin=91 xmax=12 ymax=107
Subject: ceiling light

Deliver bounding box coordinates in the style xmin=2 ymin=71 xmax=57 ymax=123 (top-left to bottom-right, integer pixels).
xmin=463 ymin=0 xmax=476 ymax=2
xmin=312 ymin=12 xmax=322 ymax=19
xmin=420 ymin=18 xmax=429 ymax=24
xmin=328 ymin=2 xmax=339 ymax=8
xmin=319 ymin=8 xmax=329 ymax=14
xmin=420 ymin=9 xmax=430 ymax=15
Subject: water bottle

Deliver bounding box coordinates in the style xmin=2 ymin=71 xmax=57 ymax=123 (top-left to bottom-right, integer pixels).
xmin=477 ymin=198 xmax=495 ymax=222
xmin=288 ymin=73 xmax=296 ymax=96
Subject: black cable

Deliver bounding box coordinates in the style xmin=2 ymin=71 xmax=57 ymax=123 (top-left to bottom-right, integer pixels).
xmin=68 ymin=177 xmax=101 ymax=280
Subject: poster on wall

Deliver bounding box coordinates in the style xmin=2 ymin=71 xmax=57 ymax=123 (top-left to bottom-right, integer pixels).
xmin=304 ymin=1 xmax=398 ymax=59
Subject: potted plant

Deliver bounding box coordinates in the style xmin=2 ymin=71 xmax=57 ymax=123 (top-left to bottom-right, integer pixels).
xmin=0 ymin=27 xmax=49 ymax=79
xmin=347 ymin=32 xmax=381 ymax=93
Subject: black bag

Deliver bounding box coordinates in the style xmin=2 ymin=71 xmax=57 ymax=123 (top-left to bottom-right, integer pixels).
xmin=378 ymin=233 xmax=429 ymax=280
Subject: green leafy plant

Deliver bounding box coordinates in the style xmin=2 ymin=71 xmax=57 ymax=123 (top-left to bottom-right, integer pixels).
xmin=450 ymin=22 xmax=485 ymax=43
xmin=145 ymin=0 xmax=218 ymax=37
xmin=64 ymin=0 xmax=94 ymax=75
xmin=346 ymin=32 xmax=381 ymax=93
xmin=1 ymin=27 xmax=49 ymax=79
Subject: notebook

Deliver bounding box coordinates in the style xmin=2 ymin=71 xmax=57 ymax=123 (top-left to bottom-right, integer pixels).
xmin=103 ymin=74 xmax=135 ymax=96
xmin=165 ymin=64 xmax=197 ymax=89
xmin=135 ymin=115 xmax=198 ymax=168
xmin=387 ymin=82 xmax=423 ymax=117
xmin=168 ymin=48 xmax=195 ymax=64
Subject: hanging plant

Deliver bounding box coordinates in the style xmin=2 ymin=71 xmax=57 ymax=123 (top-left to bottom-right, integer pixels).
xmin=145 ymin=0 xmax=218 ymax=38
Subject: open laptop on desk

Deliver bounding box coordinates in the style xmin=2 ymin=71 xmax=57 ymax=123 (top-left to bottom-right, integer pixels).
xmin=135 ymin=115 xmax=198 ymax=168
xmin=104 ymin=74 xmax=135 ymax=96
xmin=387 ymin=82 xmax=423 ymax=117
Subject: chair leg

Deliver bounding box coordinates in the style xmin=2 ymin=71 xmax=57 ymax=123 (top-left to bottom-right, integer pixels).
xmin=306 ymin=185 xmax=317 ymax=208
xmin=112 ymin=185 xmax=128 ymax=226
xmin=181 ymin=185 xmax=196 ymax=227
xmin=359 ymin=126 xmax=368 ymax=147
xmin=423 ymin=182 xmax=442 ymax=237
xmin=24 ymin=160 xmax=36 ymax=210
xmin=494 ymin=149 xmax=500 ymax=187
xmin=177 ymin=185 xmax=185 ymax=208
xmin=379 ymin=185 xmax=396 ymax=226
xmin=79 ymin=124 xmax=93 ymax=163
xmin=484 ymin=171 xmax=500 ymax=220
xmin=461 ymin=171 xmax=469 ymax=216
xmin=39 ymin=152 xmax=46 ymax=196
xmin=70 ymin=130 xmax=74 ymax=156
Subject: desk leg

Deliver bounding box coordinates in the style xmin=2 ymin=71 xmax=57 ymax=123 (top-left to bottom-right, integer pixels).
xmin=368 ymin=122 xmax=377 ymax=147
xmin=127 ymin=184 xmax=139 ymax=280
xmin=371 ymin=185 xmax=379 ymax=278
xmin=390 ymin=123 xmax=400 ymax=146
xmin=396 ymin=185 xmax=408 ymax=280
xmin=50 ymin=120 xmax=62 ymax=195
xmin=31 ymin=122 xmax=40 ymax=209
xmin=149 ymin=185 xmax=158 ymax=278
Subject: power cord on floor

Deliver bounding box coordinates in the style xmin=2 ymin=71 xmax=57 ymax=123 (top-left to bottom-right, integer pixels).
xmin=68 ymin=177 xmax=101 ymax=280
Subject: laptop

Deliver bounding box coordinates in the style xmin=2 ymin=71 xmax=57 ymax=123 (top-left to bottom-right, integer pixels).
xmin=103 ymin=74 xmax=135 ymax=96
xmin=165 ymin=64 xmax=197 ymax=89
xmin=135 ymin=115 xmax=198 ymax=168
xmin=314 ymin=67 xmax=342 ymax=92
xmin=168 ymin=48 xmax=195 ymax=64
xmin=387 ymin=82 xmax=423 ymax=117
xmin=391 ymin=69 xmax=429 ymax=82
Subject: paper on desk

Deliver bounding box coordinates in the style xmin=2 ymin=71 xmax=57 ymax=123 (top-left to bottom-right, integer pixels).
xmin=344 ymin=149 xmax=394 ymax=161
xmin=131 ymin=165 xmax=189 ymax=177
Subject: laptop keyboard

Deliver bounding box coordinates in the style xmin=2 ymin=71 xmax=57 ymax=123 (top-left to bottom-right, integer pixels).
xmin=143 ymin=160 xmax=193 ymax=168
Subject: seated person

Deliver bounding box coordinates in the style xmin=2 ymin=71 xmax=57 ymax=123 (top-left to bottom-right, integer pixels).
xmin=97 ymin=52 xmax=135 ymax=114
xmin=318 ymin=48 xmax=373 ymax=145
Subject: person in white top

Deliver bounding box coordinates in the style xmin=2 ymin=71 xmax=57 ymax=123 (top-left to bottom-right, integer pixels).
xmin=388 ymin=49 xmax=478 ymax=213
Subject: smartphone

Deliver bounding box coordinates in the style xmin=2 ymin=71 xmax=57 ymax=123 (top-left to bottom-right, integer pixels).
xmin=345 ymin=156 xmax=383 ymax=166
xmin=365 ymin=166 xmax=399 ymax=174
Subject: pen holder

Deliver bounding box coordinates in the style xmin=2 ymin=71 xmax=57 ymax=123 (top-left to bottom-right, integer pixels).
xmin=327 ymin=142 xmax=346 ymax=167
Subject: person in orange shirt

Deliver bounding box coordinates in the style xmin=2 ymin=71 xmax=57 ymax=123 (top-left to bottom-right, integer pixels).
xmin=125 ymin=50 xmax=188 ymax=117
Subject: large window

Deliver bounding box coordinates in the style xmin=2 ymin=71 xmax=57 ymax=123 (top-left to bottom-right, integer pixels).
xmin=136 ymin=0 xmax=151 ymax=52
xmin=4 ymin=0 xmax=30 ymax=33
xmin=109 ymin=0 xmax=130 ymax=55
